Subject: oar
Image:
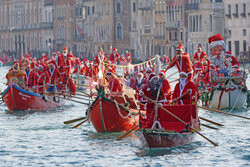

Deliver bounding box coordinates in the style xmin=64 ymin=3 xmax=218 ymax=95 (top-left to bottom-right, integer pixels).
xmin=42 ymin=92 xmax=89 ymax=105
xmin=63 ymin=90 xmax=90 ymax=98
xmin=199 ymin=116 xmax=224 ymax=127
xmin=169 ymin=90 xmax=190 ymax=105
xmin=72 ymin=119 xmax=87 ymax=128
xmin=64 ymin=117 xmax=86 ymax=125
xmin=169 ymin=79 xmax=179 ymax=83
xmin=143 ymin=95 xmax=218 ymax=146
xmin=54 ymin=92 xmax=89 ymax=101
xmin=199 ymin=106 xmax=250 ymax=120
xmin=201 ymin=123 xmax=219 ymax=130
xmin=77 ymin=90 xmax=90 ymax=96
xmin=166 ymin=71 xmax=178 ymax=79
xmin=116 ymin=125 xmax=140 ymax=141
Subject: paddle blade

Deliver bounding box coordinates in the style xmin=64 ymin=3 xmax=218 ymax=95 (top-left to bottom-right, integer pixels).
xmin=64 ymin=117 xmax=86 ymax=124
xmin=116 ymin=125 xmax=139 ymax=141
xmin=72 ymin=119 xmax=87 ymax=129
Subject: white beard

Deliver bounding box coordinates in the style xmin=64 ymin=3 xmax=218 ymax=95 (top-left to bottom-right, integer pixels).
xmin=137 ymin=78 xmax=142 ymax=83
xmin=180 ymin=78 xmax=187 ymax=86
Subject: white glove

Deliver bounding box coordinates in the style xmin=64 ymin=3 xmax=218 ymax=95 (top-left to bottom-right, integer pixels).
xmin=157 ymin=103 xmax=163 ymax=107
xmin=139 ymin=90 xmax=144 ymax=96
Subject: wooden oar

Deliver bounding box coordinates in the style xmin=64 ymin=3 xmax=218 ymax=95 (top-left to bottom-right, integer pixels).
xmin=143 ymin=95 xmax=218 ymax=146
xmin=116 ymin=125 xmax=140 ymax=141
xmin=201 ymin=123 xmax=219 ymax=130
xmin=63 ymin=91 xmax=90 ymax=98
xmin=199 ymin=106 xmax=250 ymax=120
xmin=54 ymin=92 xmax=89 ymax=101
xmin=77 ymin=90 xmax=90 ymax=96
xmin=43 ymin=92 xmax=89 ymax=105
xmin=169 ymin=89 xmax=190 ymax=105
xmin=166 ymin=71 xmax=178 ymax=79
xmin=72 ymin=119 xmax=87 ymax=128
xmin=169 ymin=78 xmax=179 ymax=84
xmin=64 ymin=117 xmax=86 ymax=125
xmin=199 ymin=116 xmax=224 ymax=127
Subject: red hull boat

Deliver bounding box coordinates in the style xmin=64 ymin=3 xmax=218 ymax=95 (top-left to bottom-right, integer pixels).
xmin=88 ymin=92 xmax=139 ymax=132
xmin=137 ymin=104 xmax=200 ymax=148
xmin=2 ymin=84 xmax=62 ymax=112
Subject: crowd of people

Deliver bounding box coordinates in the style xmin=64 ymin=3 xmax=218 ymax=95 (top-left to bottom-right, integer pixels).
xmin=5 ymin=34 xmax=243 ymax=122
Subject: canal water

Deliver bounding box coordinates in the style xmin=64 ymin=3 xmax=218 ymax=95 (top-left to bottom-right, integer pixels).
xmin=0 ymin=66 xmax=249 ymax=166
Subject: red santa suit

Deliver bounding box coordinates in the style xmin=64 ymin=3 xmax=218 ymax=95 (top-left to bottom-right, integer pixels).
xmin=35 ymin=67 xmax=49 ymax=94
xmin=168 ymin=53 xmax=193 ymax=81
xmin=159 ymin=70 xmax=172 ymax=104
xmin=172 ymin=79 xmax=198 ymax=105
xmin=125 ymin=52 xmax=132 ymax=63
xmin=47 ymin=67 xmax=62 ymax=86
xmin=25 ymin=68 xmax=36 ymax=88
xmin=194 ymin=50 xmax=207 ymax=62
xmin=107 ymin=77 xmax=123 ymax=92
xmin=94 ymin=52 xmax=107 ymax=65
xmin=109 ymin=49 xmax=120 ymax=64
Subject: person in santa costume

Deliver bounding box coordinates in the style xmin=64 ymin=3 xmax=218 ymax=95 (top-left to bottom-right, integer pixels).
xmin=172 ymin=72 xmax=198 ymax=105
xmin=124 ymin=70 xmax=136 ymax=90
xmin=139 ymin=76 xmax=167 ymax=127
xmin=124 ymin=50 xmax=132 ymax=64
xmin=109 ymin=48 xmax=120 ymax=64
xmin=144 ymin=67 xmax=156 ymax=84
xmin=24 ymin=64 xmax=36 ymax=89
xmin=105 ymin=70 xmax=123 ymax=93
xmin=193 ymin=45 xmax=207 ymax=62
xmin=165 ymin=44 xmax=193 ymax=81
xmin=35 ymin=65 xmax=49 ymax=94
xmin=135 ymin=71 xmax=147 ymax=91
xmin=224 ymin=51 xmax=239 ymax=69
xmin=46 ymin=62 xmax=63 ymax=93
xmin=158 ymin=70 xmax=172 ymax=104
xmin=94 ymin=51 xmax=107 ymax=65
xmin=119 ymin=55 xmax=127 ymax=65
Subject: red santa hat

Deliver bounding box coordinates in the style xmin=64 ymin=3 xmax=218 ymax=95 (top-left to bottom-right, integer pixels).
xmin=13 ymin=61 xmax=18 ymax=65
xmin=39 ymin=64 xmax=44 ymax=70
xmin=179 ymin=71 xmax=188 ymax=77
xmin=149 ymin=74 xmax=158 ymax=82
xmin=159 ymin=70 xmax=166 ymax=76
xmin=176 ymin=44 xmax=183 ymax=51
xmin=106 ymin=69 xmax=115 ymax=75
xmin=89 ymin=61 xmax=93 ymax=64
xmin=25 ymin=64 xmax=31 ymax=69
xmin=137 ymin=71 xmax=144 ymax=77
xmin=210 ymin=64 xmax=216 ymax=71
xmin=198 ymin=45 xmax=202 ymax=49
xmin=225 ymin=51 xmax=231 ymax=56
xmin=208 ymin=34 xmax=226 ymax=50
xmin=113 ymin=48 xmax=117 ymax=52
xmin=48 ymin=60 xmax=56 ymax=67
xmin=146 ymin=67 xmax=152 ymax=73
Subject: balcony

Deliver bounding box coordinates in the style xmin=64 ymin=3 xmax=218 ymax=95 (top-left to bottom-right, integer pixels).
xmin=40 ymin=22 xmax=53 ymax=29
xmin=185 ymin=3 xmax=200 ymax=11
xmin=166 ymin=21 xmax=180 ymax=30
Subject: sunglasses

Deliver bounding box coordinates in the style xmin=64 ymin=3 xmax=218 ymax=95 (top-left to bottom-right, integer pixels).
xmin=106 ymin=73 xmax=112 ymax=75
xmin=159 ymin=74 xmax=164 ymax=76
xmin=146 ymin=71 xmax=151 ymax=73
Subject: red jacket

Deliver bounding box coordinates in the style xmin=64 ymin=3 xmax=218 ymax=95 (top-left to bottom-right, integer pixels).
xmin=173 ymin=81 xmax=198 ymax=105
xmin=107 ymin=77 xmax=123 ymax=92
xmin=109 ymin=52 xmax=120 ymax=63
xmin=194 ymin=51 xmax=207 ymax=62
xmin=25 ymin=69 xmax=36 ymax=87
xmin=160 ymin=79 xmax=172 ymax=101
xmin=47 ymin=68 xmax=62 ymax=85
xmin=35 ymin=70 xmax=49 ymax=87
xmin=168 ymin=53 xmax=193 ymax=74
xmin=94 ymin=54 xmax=107 ymax=65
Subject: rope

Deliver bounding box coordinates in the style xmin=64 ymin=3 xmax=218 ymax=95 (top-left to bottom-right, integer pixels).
xmin=114 ymin=100 xmax=131 ymax=119
xmin=227 ymin=86 xmax=242 ymax=113
xmin=103 ymin=56 xmax=159 ymax=67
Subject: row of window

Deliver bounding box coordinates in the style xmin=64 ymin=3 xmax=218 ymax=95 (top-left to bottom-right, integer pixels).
xmin=227 ymin=3 xmax=247 ymax=18
xmin=228 ymin=40 xmax=247 ymax=57
xmin=168 ymin=31 xmax=183 ymax=41
xmin=189 ymin=15 xmax=202 ymax=32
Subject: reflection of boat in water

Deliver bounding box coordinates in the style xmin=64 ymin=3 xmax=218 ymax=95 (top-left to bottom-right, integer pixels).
xmin=2 ymin=84 xmax=63 ymax=112
xmin=136 ymin=104 xmax=200 ymax=148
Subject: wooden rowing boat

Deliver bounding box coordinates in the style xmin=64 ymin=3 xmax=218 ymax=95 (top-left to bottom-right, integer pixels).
xmin=87 ymin=87 xmax=139 ymax=132
xmin=2 ymin=84 xmax=63 ymax=112
xmin=136 ymin=104 xmax=200 ymax=148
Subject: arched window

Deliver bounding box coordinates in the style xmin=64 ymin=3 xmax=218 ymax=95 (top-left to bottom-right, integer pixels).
xmin=117 ymin=23 xmax=122 ymax=40
xmin=116 ymin=2 xmax=121 ymax=14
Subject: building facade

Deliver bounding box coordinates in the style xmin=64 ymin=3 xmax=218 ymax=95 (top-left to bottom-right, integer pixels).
xmin=224 ymin=0 xmax=250 ymax=62
xmin=186 ymin=0 xmax=225 ymax=59
xmin=165 ymin=0 xmax=187 ymax=60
